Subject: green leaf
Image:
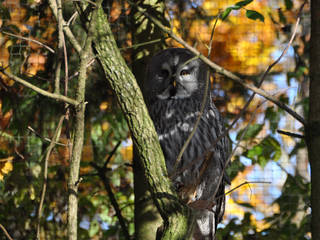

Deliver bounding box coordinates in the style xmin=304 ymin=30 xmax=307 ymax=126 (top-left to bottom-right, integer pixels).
xmin=278 ymin=8 xmax=287 ymax=24
xmin=246 ymin=145 xmax=263 ymax=159
xmin=265 ymin=107 xmax=281 ymax=133
xmin=230 ymin=5 xmax=241 ymax=10
xmin=284 ymin=0 xmax=293 ymax=10
xmin=246 ymin=9 xmax=265 ymax=22
xmin=226 ymin=156 xmax=245 ymax=180
xmin=235 ymin=0 xmax=253 ymax=7
xmin=221 ymin=7 xmax=232 ymax=20
xmin=89 ymin=220 xmax=100 ymax=237
xmin=266 ymin=136 xmax=281 ymax=161
xmin=244 ymin=136 xmax=281 ymax=168
xmin=236 ymin=124 xmax=263 ymax=140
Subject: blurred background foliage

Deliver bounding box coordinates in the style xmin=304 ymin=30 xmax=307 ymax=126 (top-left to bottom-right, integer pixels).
xmin=0 ymin=0 xmax=310 ymax=239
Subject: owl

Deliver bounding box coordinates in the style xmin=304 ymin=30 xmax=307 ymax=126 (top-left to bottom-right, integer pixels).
xmin=143 ymin=48 xmax=230 ymax=239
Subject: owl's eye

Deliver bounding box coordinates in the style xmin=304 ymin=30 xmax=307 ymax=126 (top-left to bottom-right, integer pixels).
xmin=180 ymin=70 xmax=190 ymax=76
xmin=160 ymin=69 xmax=169 ymax=78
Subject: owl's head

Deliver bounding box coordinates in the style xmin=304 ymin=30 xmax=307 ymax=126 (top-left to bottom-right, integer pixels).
xmin=143 ymin=48 xmax=209 ymax=104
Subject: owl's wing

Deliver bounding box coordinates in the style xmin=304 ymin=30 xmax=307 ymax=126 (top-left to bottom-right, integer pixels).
xmin=190 ymin=102 xmax=229 ymax=239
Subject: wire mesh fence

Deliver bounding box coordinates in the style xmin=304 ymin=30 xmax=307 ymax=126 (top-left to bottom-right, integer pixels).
xmin=0 ymin=0 xmax=310 ymax=238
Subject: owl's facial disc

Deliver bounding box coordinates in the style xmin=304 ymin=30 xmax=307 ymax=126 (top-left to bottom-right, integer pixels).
xmin=156 ymin=61 xmax=199 ymax=100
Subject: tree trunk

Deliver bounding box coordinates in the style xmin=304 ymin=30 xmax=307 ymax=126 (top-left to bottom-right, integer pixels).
xmin=307 ymin=0 xmax=320 ymax=239
xmin=131 ymin=1 xmax=168 ymax=239
xmin=92 ymin=4 xmax=194 ymax=240
xmin=66 ymin=4 xmax=97 ymax=239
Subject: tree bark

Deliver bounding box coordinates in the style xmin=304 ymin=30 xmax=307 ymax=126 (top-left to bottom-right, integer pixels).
xmin=92 ymin=4 xmax=194 ymax=240
xmin=131 ymin=1 xmax=168 ymax=239
xmin=308 ymin=0 xmax=320 ymax=239
xmin=67 ymin=5 xmax=97 ymax=240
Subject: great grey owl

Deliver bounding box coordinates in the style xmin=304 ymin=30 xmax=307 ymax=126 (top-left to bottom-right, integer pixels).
xmin=143 ymin=48 xmax=230 ymax=239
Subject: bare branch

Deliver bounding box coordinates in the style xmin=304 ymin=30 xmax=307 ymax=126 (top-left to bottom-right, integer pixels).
xmin=37 ymin=115 xmax=65 ymax=239
xmin=0 ymin=68 xmax=79 ymax=106
xmin=1 ymin=31 xmax=55 ymax=53
xmin=48 ymin=0 xmax=82 ymax=54
xmin=90 ymin=161 xmax=130 ymax=240
xmin=173 ymin=69 xmax=210 ymax=171
xmin=120 ymin=38 xmax=166 ymax=51
xmin=103 ymin=141 xmax=122 ymax=169
xmin=170 ymin=0 xmax=307 ymax=183
xmin=68 ymin=57 xmax=96 ymax=80
xmin=130 ymin=1 xmax=306 ymax=125
xmin=55 ymin=0 xmax=69 ymax=96
xmin=174 ymin=16 xmax=220 ymax=171
xmin=72 ymin=0 xmax=97 ymax=6
xmin=66 ymin=1 xmax=99 ymax=239
xmin=207 ymin=13 xmax=220 ymax=56
xmin=0 ymin=224 xmax=13 ymax=240
xmin=54 ymin=0 xmax=64 ymax=94
xmin=277 ymin=129 xmax=304 ymax=139
xmin=223 ymin=181 xmax=272 ymax=198
xmin=210 ymin=98 xmax=269 ymax=205
xmin=210 ymin=0 xmax=307 ymax=154
xmin=27 ymin=126 xmax=68 ymax=146
xmin=66 ymin=12 xmax=78 ymax=26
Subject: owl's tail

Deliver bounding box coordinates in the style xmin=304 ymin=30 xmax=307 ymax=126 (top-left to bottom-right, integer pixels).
xmin=192 ymin=209 xmax=216 ymax=240
xmin=192 ymin=194 xmax=226 ymax=240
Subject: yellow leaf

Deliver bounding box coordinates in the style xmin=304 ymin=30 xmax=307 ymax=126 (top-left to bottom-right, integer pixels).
xmin=100 ymin=101 xmax=109 ymax=111
xmin=120 ymin=144 xmax=133 ymax=161
xmin=0 ymin=157 xmax=13 ymax=180
xmin=102 ymin=121 xmax=109 ymax=131
xmin=29 ymin=185 xmax=36 ymax=200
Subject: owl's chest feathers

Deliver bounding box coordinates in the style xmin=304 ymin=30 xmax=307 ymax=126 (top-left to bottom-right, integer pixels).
xmin=150 ymin=99 xmax=217 ymax=169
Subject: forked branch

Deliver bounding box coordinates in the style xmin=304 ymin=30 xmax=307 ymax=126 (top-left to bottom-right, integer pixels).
xmin=130 ymin=1 xmax=306 ymax=125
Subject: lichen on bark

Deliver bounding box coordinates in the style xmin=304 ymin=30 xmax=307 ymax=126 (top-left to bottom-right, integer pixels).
xmin=92 ymin=4 xmax=194 ymax=240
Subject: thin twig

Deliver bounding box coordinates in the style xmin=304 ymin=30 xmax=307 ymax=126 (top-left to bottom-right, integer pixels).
xmin=0 ymin=157 xmax=13 ymax=162
xmin=0 ymin=224 xmax=13 ymax=240
xmin=0 ymin=68 xmax=79 ymax=106
xmin=27 ymin=126 xmax=67 ymax=146
xmin=210 ymin=98 xmax=268 ymax=204
xmin=174 ymin=17 xmax=219 ymax=171
xmin=173 ymin=69 xmax=210 ymax=171
xmin=48 ymin=0 xmax=82 ymax=54
xmin=68 ymin=57 xmax=96 ymax=80
xmin=170 ymin=0 xmax=307 ymax=182
xmin=67 ymin=12 xmax=79 ymax=26
xmin=89 ymin=139 xmax=129 ymax=238
xmin=103 ymin=141 xmax=122 ymax=169
xmin=277 ymin=129 xmax=304 ymax=139
xmin=223 ymin=181 xmax=272 ymax=197
xmin=196 ymin=2 xmax=307 ymax=186
xmin=119 ymin=38 xmax=165 ymax=51
xmin=275 ymin=162 xmax=307 ymax=190
xmin=130 ymin=1 xmax=306 ymax=125
xmin=90 ymin=161 xmax=130 ymax=240
xmin=54 ymin=0 xmax=63 ymax=94
xmin=205 ymin=0 xmax=306 ymax=160
xmin=1 ymin=31 xmax=55 ymax=53
xmin=66 ymin=1 xmax=99 ymax=238
xmin=73 ymin=0 xmax=97 ymax=6
xmin=37 ymin=115 xmax=65 ymax=239
xmin=207 ymin=13 xmax=220 ymax=57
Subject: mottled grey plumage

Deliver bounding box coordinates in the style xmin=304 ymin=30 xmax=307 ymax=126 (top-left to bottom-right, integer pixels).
xmin=143 ymin=48 xmax=229 ymax=239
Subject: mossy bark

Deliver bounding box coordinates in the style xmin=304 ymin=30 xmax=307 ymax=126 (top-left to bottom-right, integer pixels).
xmin=131 ymin=1 xmax=168 ymax=239
xmin=92 ymin=5 xmax=194 ymax=240
xmin=308 ymin=0 xmax=320 ymax=239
